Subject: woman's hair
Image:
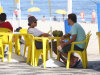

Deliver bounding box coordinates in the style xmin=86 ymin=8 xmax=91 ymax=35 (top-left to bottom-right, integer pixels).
xmin=68 ymin=13 xmax=77 ymax=23
xmin=0 ymin=13 xmax=6 ymax=21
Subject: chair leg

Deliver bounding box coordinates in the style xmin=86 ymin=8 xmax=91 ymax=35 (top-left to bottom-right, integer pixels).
xmin=35 ymin=50 xmax=41 ymax=66
xmin=30 ymin=56 xmax=33 ymax=65
xmin=80 ymin=53 xmax=86 ymax=69
xmin=46 ymin=50 xmax=48 ymax=61
xmin=27 ymin=46 xmax=31 ymax=63
xmin=2 ymin=46 xmax=4 ymax=62
xmin=66 ymin=52 xmax=71 ymax=69
xmin=30 ymin=49 xmax=32 ymax=65
xmin=85 ymin=51 xmax=88 ymax=67
xmin=0 ymin=40 xmax=4 ymax=62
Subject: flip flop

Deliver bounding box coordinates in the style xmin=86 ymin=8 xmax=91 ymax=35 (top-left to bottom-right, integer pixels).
xmin=71 ymin=59 xmax=80 ymax=68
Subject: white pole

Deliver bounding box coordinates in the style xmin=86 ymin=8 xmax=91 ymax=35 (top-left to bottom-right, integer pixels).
xmin=17 ymin=0 xmax=21 ymax=27
xmin=67 ymin=0 xmax=72 ymax=15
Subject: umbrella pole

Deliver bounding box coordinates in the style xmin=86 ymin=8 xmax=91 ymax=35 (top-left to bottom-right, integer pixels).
xmin=49 ymin=0 xmax=53 ymax=58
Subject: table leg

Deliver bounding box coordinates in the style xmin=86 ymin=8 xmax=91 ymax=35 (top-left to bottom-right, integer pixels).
xmin=43 ymin=38 xmax=47 ymax=68
xmin=32 ymin=40 xmax=35 ymax=67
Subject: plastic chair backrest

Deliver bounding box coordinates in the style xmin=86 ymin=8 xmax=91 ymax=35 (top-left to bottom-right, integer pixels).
xmin=0 ymin=28 xmax=12 ymax=32
xmin=84 ymin=32 xmax=91 ymax=51
xmin=0 ymin=28 xmax=12 ymax=44
xmin=70 ymin=31 xmax=91 ymax=52
xmin=19 ymin=29 xmax=31 ymax=45
xmin=28 ymin=33 xmax=35 ymax=44
xmin=19 ymin=29 xmax=35 ymax=45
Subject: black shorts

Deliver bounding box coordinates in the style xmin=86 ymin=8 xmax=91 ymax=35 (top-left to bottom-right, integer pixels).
xmin=35 ymin=41 xmax=57 ymax=50
xmin=35 ymin=40 xmax=43 ymax=49
xmin=59 ymin=44 xmax=84 ymax=53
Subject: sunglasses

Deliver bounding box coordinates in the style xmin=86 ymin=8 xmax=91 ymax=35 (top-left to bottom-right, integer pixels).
xmin=34 ymin=21 xmax=37 ymax=23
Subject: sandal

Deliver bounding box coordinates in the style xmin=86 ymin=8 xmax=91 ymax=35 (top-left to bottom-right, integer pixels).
xmin=70 ymin=59 xmax=80 ymax=68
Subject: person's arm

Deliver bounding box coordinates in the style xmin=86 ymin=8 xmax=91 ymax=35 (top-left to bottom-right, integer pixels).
xmin=60 ymin=33 xmax=71 ymax=42
xmin=40 ymin=33 xmax=51 ymax=37
xmin=57 ymin=34 xmax=77 ymax=50
xmin=63 ymin=34 xmax=77 ymax=46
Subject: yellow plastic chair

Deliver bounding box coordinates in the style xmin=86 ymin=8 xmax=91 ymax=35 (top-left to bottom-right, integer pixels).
xmin=26 ymin=34 xmax=51 ymax=67
xmin=19 ymin=29 xmax=51 ymax=59
xmin=0 ymin=28 xmax=13 ymax=62
xmin=21 ymin=33 xmax=42 ymax=66
xmin=26 ymin=34 xmax=42 ymax=66
xmin=66 ymin=32 xmax=91 ymax=69
xmin=0 ymin=38 xmax=4 ymax=62
xmin=19 ymin=29 xmax=28 ymax=58
xmin=23 ymin=33 xmax=51 ymax=67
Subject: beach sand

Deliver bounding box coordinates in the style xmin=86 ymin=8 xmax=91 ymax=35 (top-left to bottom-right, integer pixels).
xmin=8 ymin=20 xmax=99 ymax=56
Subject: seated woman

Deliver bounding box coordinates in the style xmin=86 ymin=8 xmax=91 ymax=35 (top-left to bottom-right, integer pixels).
xmin=27 ymin=16 xmax=50 ymax=49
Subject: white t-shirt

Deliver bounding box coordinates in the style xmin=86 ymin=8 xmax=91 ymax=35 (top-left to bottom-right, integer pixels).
xmin=28 ymin=28 xmax=43 ymax=37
